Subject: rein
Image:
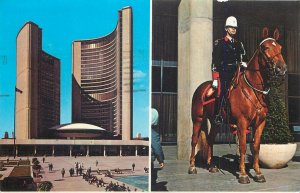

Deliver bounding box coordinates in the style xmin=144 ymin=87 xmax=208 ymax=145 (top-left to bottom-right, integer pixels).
xmin=243 ymin=73 xmax=270 ymax=95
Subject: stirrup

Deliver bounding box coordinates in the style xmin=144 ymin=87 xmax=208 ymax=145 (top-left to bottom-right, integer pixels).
xmin=214 ymin=114 xmax=223 ymax=125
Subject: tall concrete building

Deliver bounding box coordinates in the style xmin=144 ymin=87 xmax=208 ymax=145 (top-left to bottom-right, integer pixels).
xmin=72 ymin=7 xmax=133 ymax=140
xmin=16 ymin=22 xmax=60 ymax=139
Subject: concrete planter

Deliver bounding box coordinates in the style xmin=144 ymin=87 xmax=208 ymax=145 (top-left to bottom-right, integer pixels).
xmin=258 ymin=143 xmax=297 ymax=169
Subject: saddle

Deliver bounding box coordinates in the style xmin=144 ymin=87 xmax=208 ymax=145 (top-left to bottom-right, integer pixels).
xmin=206 ymin=66 xmax=242 ymax=99
xmin=205 ymin=66 xmax=251 ymax=134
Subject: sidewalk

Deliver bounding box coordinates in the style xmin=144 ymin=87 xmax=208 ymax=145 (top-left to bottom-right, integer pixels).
xmin=153 ymin=143 xmax=300 ymax=191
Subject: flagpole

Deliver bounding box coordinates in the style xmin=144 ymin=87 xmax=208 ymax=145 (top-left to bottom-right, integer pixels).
xmin=14 ymin=86 xmax=16 ymax=159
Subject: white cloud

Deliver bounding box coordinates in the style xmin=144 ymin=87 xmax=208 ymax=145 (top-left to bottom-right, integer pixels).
xmin=133 ymin=70 xmax=146 ymax=80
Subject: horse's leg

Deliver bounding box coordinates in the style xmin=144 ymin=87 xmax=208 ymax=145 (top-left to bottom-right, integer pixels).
xmin=188 ymin=118 xmax=202 ymax=174
xmin=252 ymin=120 xmax=266 ymax=183
xmin=207 ymin=123 xmax=218 ymax=173
xmin=237 ymin=122 xmax=250 ymax=184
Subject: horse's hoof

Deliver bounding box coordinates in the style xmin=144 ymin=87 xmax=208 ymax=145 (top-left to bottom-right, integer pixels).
xmin=238 ymin=175 xmax=250 ymax=184
xmin=188 ymin=167 xmax=197 ymax=174
xmin=208 ymin=166 xmax=219 ymax=173
xmin=254 ymin=174 xmax=266 ymax=183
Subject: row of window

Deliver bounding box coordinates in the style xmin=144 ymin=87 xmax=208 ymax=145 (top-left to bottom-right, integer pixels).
xmin=81 ymin=59 xmax=116 ymax=72
xmin=81 ymin=34 xmax=117 ymax=50
xmin=81 ymin=66 xmax=117 ymax=77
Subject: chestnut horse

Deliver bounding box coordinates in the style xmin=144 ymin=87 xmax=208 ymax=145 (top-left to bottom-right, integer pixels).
xmin=188 ymin=28 xmax=287 ymax=184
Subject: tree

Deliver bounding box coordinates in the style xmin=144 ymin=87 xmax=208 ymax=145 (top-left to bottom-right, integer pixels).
xmin=37 ymin=181 xmax=53 ymax=191
xmin=261 ymin=78 xmax=294 ymax=144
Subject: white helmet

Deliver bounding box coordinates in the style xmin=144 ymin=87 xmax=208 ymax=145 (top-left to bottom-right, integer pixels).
xmin=225 ymin=16 xmax=237 ymax=28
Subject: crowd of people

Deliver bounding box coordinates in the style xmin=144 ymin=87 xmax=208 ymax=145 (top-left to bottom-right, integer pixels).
xmin=56 ymin=161 xmax=140 ymax=191
xmin=105 ymin=181 xmax=137 ymax=192
xmin=81 ymin=170 xmax=137 ymax=191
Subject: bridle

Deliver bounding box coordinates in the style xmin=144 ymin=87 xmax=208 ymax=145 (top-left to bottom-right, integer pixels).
xmin=259 ymin=38 xmax=283 ymax=76
xmin=243 ymin=38 xmax=283 ymax=95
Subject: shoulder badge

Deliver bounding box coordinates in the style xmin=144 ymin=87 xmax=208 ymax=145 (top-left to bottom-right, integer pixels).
xmin=214 ymin=40 xmax=219 ymax=46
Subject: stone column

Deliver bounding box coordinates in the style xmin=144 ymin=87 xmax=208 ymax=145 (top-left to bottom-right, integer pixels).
xmin=69 ymin=145 xmax=72 ymax=157
xmin=86 ymin=146 xmax=90 ymax=157
xmin=104 ymin=146 xmax=106 ymax=157
xmin=16 ymin=146 xmax=18 ymax=157
xmin=52 ymin=145 xmax=55 ymax=156
xmin=135 ymin=146 xmax=138 ymax=156
xmin=178 ymin=0 xmax=213 ymax=160
xmin=120 ymin=146 xmax=122 ymax=156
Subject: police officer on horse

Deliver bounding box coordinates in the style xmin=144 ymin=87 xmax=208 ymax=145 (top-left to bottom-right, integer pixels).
xmin=211 ymin=16 xmax=247 ymax=124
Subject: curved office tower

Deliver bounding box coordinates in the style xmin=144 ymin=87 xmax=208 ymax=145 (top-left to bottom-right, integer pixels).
xmin=72 ymin=7 xmax=132 ymax=140
xmin=16 ymin=22 xmax=60 ymax=139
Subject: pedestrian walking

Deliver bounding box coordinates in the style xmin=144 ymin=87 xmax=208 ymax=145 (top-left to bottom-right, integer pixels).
xmin=61 ymin=168 xmax=65 ymax=178
xmin=151 ymin=108 xmax=165 ymax=188
xmin=95 ymin=160 xmax=98 ymax=167
xmin=132 ymin=163 xmax=135 ymax=171
xmin=42 ymin=155 xmax=45 ymax=163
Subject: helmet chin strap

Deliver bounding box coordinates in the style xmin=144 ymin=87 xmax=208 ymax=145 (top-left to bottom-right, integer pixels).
xmin=226 ymin=32 xmax=235 ymax=39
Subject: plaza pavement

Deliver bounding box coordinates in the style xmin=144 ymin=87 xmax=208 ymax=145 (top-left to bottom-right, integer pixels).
xmin=1 ymin=155 xmax=149 ymax=192
xmin=152 ymin=143 xmax=300 ymax=192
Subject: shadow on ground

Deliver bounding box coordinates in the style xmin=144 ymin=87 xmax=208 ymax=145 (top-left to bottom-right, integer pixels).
xmin=195 ymin=152 xmax=254 ymax=179
xmin=292 ymin=156 xmax=300 ymax=162
xmin=152 ymin=181 xmax=168 ymax=191
xmin=151 ymin=167 xmax=168 ymax=191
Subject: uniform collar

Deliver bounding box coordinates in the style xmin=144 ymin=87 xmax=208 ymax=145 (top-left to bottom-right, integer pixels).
xmin=224 ymin=36 xmax=234 ymax=42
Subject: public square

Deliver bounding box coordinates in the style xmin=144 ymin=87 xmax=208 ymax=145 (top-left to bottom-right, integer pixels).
xmin=0 ymin=155 xmax=149 ymax=191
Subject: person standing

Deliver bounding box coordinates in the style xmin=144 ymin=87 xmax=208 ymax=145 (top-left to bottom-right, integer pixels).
xmin=132 ymin=163 xmax=135 ymax=171
xmin=211 ymin=16 xmax=247 ymax=124
xmin=151 ymin=108 xmax=165 ymax=187
xmin=61 ymin=168 xmax=65 ymax=178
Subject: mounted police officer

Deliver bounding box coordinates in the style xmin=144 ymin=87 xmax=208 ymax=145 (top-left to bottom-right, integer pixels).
xmin=211 ymin=16 xmax=247 ymax=124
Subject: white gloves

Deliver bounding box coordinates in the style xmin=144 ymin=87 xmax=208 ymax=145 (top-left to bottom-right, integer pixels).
xmin=240 ymin=62 xmax=248 ymax=68
xmin=212 ymin=79 xmax=218 ymax=89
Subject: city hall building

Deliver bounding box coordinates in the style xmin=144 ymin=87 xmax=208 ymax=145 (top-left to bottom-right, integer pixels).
xmin=16 ymin=22 xmax=60 ymax=140
xmin=0 ymin=7 xmax=148 ymax=158
xmin=72 ymin=6 xmax=133 ymax=140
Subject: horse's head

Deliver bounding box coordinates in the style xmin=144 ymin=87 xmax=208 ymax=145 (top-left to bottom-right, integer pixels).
xmin=259 ymin=28 xmax=287 ymax=76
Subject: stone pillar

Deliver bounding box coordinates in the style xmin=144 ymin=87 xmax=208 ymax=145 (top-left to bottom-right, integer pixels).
xmin=120 ymin=146 xmax=122 ymax=156
xmin=104 ymin=146 xmax=106 ymax=157
xmin=86 ymin=146 xmax=90 ymax=157
xmin=52 ymin=145 xmax=55 ymax=156
xmin=69 ymin=145 xmax=72 ymax=157
xmin=135 ymin=146 xmax=138 ymax=156
xmin=16 ymin=146 xmax=18 ymax=157
xmin=178 ymin=0 xmax=213 ymax=160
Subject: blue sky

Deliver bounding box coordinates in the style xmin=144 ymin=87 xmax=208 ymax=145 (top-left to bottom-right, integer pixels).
xmin=0 ymin=0 xmax=150 ymax=138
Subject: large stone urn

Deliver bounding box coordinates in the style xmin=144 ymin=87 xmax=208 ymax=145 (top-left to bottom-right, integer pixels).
xmin=257 ymin=143 xmax=297 ymax=169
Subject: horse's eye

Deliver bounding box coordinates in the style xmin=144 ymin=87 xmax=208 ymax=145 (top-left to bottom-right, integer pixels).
xmin=262 ymin=47 xmax=269 ymax=52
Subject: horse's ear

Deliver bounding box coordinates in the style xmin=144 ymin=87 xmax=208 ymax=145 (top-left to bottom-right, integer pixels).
xmin=273 ymin=28 xmax=280 ymax=41
xmin=262 ymin=27 xmax=269 ymax=39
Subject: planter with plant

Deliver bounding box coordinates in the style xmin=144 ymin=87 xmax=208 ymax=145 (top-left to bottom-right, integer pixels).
xmin=259 ymin=77 xmax=296 ymax=169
